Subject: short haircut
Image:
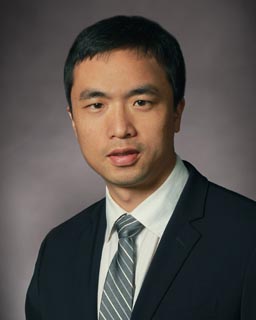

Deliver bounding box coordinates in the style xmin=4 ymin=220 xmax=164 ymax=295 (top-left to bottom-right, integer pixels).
xmin=64 ymin=15 xmax=186 ymax=109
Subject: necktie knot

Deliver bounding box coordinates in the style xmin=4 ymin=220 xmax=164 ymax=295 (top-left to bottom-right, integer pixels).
xmin=115 ymin=214 xmax=144 ymax=239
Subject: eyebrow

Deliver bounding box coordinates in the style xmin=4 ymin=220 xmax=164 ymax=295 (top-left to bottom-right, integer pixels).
xmin=78 ymin=84 xmax=160 ymax=101
xmin=125 ymin=85 xmax=160 ymax=99
xmin=79 ymin=89 xmax=110 ymax=100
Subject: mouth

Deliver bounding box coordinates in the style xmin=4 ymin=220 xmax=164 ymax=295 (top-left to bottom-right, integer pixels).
xmin=107 ymin=148 xmax=140 ymax=166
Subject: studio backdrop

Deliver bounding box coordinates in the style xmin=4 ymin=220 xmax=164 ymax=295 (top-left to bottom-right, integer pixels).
xmin=1 ymin=1 xmax=255 ymax=319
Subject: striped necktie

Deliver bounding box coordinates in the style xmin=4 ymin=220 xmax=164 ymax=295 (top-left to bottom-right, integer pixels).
xmin=99 ymin=214 xmax=144 ymax=320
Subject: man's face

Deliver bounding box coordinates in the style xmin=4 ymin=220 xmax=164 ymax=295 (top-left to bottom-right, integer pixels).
xmin=69 ymin=49 xmax=184 ymax=194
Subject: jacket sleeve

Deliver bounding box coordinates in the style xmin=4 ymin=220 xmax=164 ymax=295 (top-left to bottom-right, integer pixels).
xmin=25 ymin=236 xmax=48 ymax=320
xmin=241 ymin=246 xmax=256 ymax=320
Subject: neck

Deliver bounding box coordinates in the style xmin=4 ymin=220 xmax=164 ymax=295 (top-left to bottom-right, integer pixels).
xmin=107 ymin=160 xmax=176 ymax=212
xmin=107 ymin=187 xmax=154 ymax=212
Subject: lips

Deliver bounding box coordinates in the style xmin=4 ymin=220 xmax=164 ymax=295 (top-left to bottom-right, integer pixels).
xmin=107 ymin=148 xmax=140 ymax=166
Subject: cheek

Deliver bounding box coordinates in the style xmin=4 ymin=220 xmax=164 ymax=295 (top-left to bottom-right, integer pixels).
xmin=141 ymin=125 xmax=171 ymax=158
xmin=75 ymin=124 xmax=97 ymax=154
xmin=144 ymin=117 xmax=174 ymax=141
xmin=149 ymin=121 xmax=175 ymax=155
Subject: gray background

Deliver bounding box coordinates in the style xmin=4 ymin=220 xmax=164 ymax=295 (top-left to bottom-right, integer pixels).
xmin=1 ymin=0 xmax=255 ymax=319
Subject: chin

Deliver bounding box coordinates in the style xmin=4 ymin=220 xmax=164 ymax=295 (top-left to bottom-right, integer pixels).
xmin=105 ymin=171 xmax=151 ymax=189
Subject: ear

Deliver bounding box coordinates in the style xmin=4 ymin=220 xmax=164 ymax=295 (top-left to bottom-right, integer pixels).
xmin=174 ymin=98 xmax=185 ymax=133
xmin=66 ymin=106 xmax=78 ymax=138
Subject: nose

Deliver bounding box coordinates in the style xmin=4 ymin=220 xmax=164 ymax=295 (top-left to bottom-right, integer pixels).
xmin=108 ymin=105 xmax=137 ymax=139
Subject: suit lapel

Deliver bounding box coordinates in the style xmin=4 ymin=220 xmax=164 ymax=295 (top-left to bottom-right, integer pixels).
xmin=72 ymin=199 xmax=106 ymax=320
xmin=132 ymin=162 xmax=209 ymax=319
xmin=88 ymin=200 xmax=106 ymax=319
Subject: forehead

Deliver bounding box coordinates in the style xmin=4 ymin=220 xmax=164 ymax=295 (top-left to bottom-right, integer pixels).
xmin=74 ymin=49 xmax=162 ymax=74
xmin=72 ymin=49 xmax=170 ymax=93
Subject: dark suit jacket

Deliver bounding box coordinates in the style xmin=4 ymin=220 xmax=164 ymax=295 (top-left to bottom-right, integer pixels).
xmin=25 ymin=162 xmax=256 ymax=319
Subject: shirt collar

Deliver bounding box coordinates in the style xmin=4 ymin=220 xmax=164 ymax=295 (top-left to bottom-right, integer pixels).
xmin=105 ymin=155 xmax=189 ymax=241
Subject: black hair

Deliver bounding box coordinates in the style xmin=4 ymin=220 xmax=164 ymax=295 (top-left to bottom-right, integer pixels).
xmin=64 ymin=15 xmax=186 ymax=109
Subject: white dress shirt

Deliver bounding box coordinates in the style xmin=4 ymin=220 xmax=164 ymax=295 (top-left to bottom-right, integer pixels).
xmin=97 ymin=155 xmax=189 ymax=316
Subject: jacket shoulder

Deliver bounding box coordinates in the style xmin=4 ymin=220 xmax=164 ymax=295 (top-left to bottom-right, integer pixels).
xmin=202 ymin=182 xmax=256 ymax=243
xmin=45 ymin=198 xmax=105 ymax=242
xmin=207 ymin=182 xmax=255 ymax=213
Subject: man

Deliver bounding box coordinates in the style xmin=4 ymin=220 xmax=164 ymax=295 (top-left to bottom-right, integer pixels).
xmin=26 ymin=16 xmax=256 ymax=319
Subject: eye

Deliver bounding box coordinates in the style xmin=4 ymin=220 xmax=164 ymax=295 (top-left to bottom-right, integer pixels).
xmin=134 ymin=100 xmax=151 ymax=107
xmin=87 ymin=103 xmax=103 ymax=110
